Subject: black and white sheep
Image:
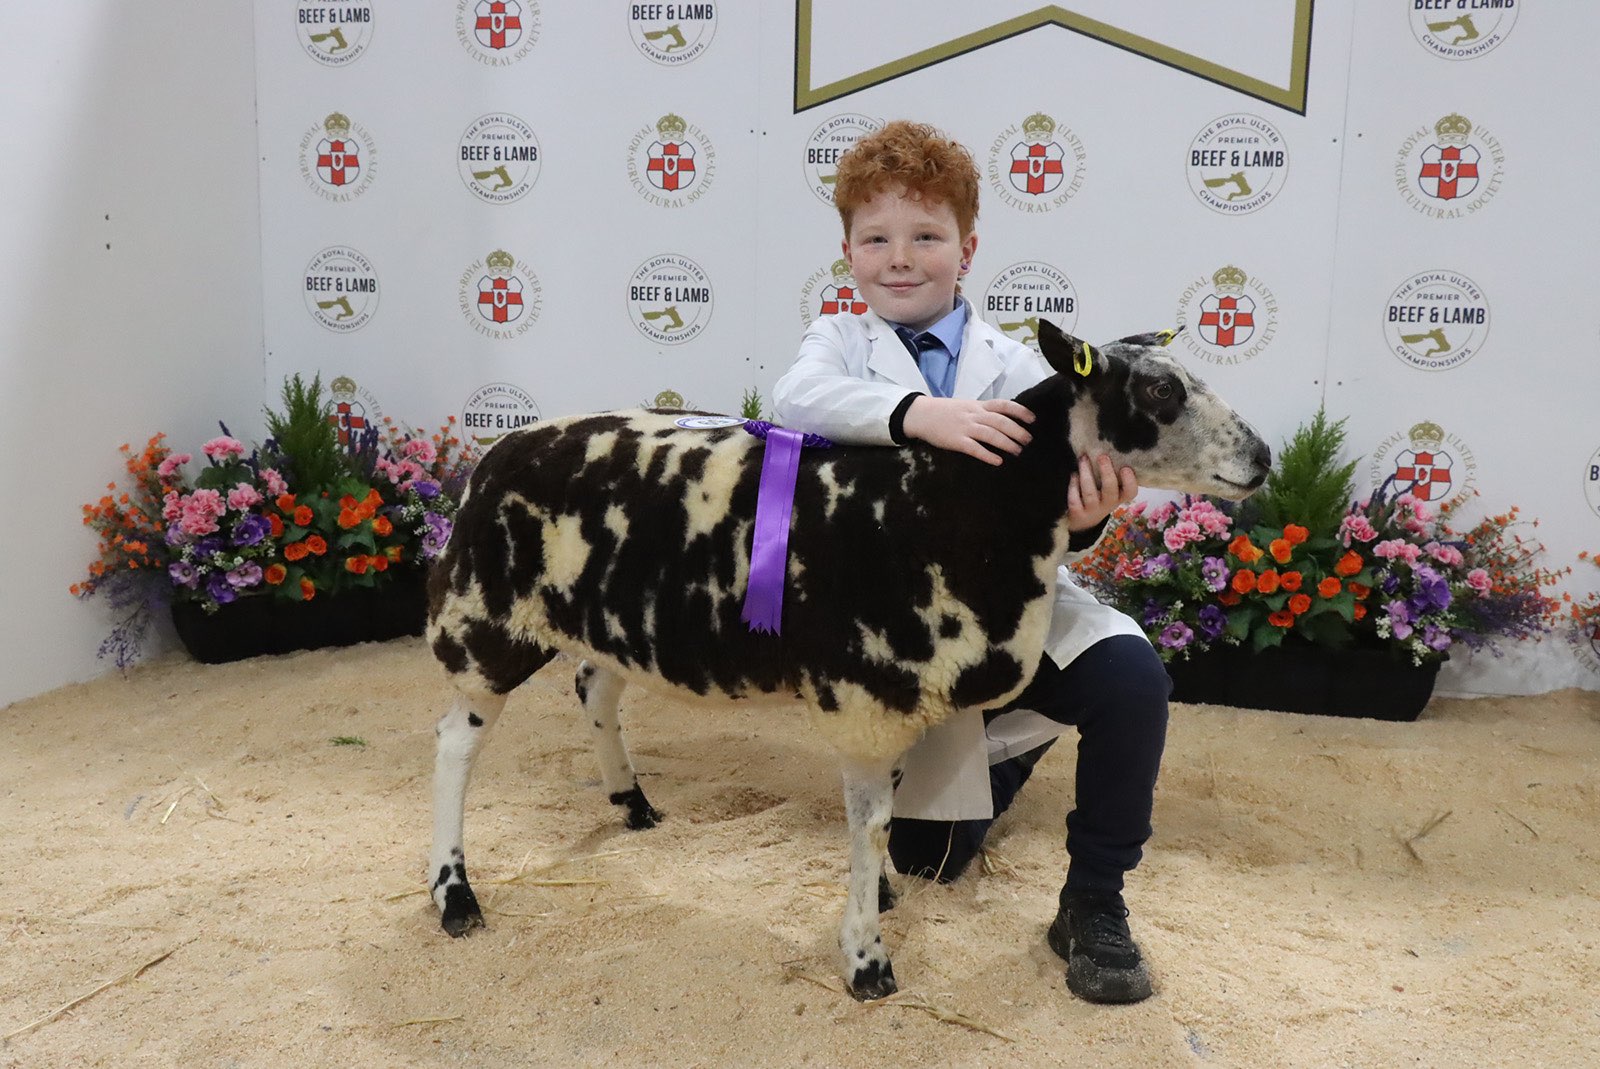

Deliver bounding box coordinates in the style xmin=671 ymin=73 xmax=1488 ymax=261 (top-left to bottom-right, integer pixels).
xmin=423 ymin=321 xmax=1271 ymax=999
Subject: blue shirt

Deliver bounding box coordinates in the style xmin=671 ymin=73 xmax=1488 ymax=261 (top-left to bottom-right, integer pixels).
xmin=889 ymin=301 xmax=967 ymax=398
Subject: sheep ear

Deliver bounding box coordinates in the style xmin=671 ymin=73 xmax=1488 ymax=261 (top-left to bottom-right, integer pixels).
xmin=1037 ymin=318 xmax=1103 ymax=379
xmin=1114 ymin=325 xmax=1185 ymax=348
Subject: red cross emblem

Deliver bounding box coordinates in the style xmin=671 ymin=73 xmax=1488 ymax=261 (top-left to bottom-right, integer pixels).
xmin=819 ymin=285 xmax=867 ymax=317
xmin=1394 ymin=449 xmax=1453 ymax=501
xmin=1198 ymin=294 xmax=1256 ymax=347
xmin=316 ymin=139 xmax=360 ymax=186
xmin=477 ymin=275 xmax=524 ymax=324
xmin=646 ymin=142 xmax=697 ymax=192
xmin=1418 ymin=144 xmax=1480 ymax=201
xmin=474 ymin=0 xmax=523 ymax=50
xmin=330 ymin=402 xmax=366 ymax=446
xmin=1009 ymin=142 xmax=1065 ymax=196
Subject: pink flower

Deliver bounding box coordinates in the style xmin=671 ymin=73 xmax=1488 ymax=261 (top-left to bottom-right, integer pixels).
xmin=157 ymin=453 xmax=192 ymax=479
xmin=1338 ymin=514 xmax=1379 ymax=546
xmin=179 ymin=489 xmax=225 ymax=536
xmin=401 ymin=438 xmax=438 ymax=465
xmin=227 ymin=483 xmax=263 ymax=511
xmin=1180 ymin=499 xmax=1232 ymax=537
xmin=1466 ymin=568 xmax=1491 ymax=594
xmin=262 ymin=468 xmax=288 ymax=497
xmin=1163 ymin=520 xmax=1203 ymax=553
xmin=1148 ymin=501 xmax=1177 ymax=527
xmin=1127 ymin=500 xmax=1148 ymax=517
xmin=1426 ymin=542 xmax=1464 ymax=567
xmin=1373 ymin=538 xmax=1422 ymax=565
xmin=162 ymin=490 xmax=183 ymax=522
xmin=202 ymin=436 xmax=246 ymax=460
xmin=1112 ymin=554 xmax=1145 ymax=581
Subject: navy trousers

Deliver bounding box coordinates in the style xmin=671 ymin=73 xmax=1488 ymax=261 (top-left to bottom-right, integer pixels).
xmin=887 ymin=635 xmax=1171 ymax=897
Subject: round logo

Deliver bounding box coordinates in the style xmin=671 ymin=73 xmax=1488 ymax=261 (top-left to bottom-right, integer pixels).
xmin=462 ymin=382 xmax=541 ymax=447
xmin=628 ymin=3 xmax=717 ymax=65
xmin=629 ymin=254 xmax=713 ymax=345
xmin=1175 ymin=265 xmax=1279 ymax=365
xmin=798 ymin=259 xmax=870 ymax=330
xmin=674 ymin=415 xmax=745 ymax=430
xmin=1395 ymin=113 xmax=1504 ymax=219
xmin=1383 ymin=270 xmax=1490 ymax=372
xmin=458 ymin=249 xmax=541 ymax=339
xmin=1584 ymin=445 xmax=1600 ymax=521
xmin=303 ymin=246 xmax=378 ymax=333
xmin=628 ymin=114 xmax=715 ymax=207
xmin=986 ymin=112 xmax=1087 ymax=213
xmin=296 ymin=2 xmax=374 ymax=65
xmin=980 ymin=261 xmax=1079 ymax=345
xmin=458 ymin=113 xmax=541 ymax=204
xmin=457 ymin=0 xmax=540 ymax=65
xmin=298 ymin=113 xmax=376 ymax=202
xmin=1186 ymin=113 xmax=1288 ymax=215
xmin=1369 ymin=420 xmax=1478 ymax=506
xmin=327 ymin=375 xmax=385 ymax=447
xmin=1410 ymin=4 xmax=1518 ymax=60
xmin=803 ymin=113 xmax=882 ymax=205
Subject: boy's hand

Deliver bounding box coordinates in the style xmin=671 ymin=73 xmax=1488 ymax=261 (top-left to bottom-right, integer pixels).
xmin=902 ymin=396 xmax=1035 ymax=466
xmin=1068 ymin=454 xmax=1139 ymax=532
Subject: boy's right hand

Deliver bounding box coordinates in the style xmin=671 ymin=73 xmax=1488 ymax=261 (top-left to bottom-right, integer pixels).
xmin=902 ymin=396 xmax=1035 ymax=466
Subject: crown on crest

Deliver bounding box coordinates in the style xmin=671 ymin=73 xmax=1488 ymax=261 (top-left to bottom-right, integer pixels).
xmin=330 ymin=375 xmax=357 ymax=400
xmin=1212 ymin=265 xmax=1248 ymax=295
xmin=654 ymin=389 xmax=684 ymax=409
xmin=656 ymin=114 xmax=688 ymax=140
xmin=830 ymin=259 xmax=854 ymax=283
xmin=323 ymin=112 xmax=352 ymax=137
xmin=1021 ymin=112 xmax=1056 ymax=141
xmin=1434 ymin=113 xmax=1472 ymax=145
xmin=485 ymin=249 xmax=516 ymax=274
xmin=1408 ymin=420 xmax=1445 ymax=449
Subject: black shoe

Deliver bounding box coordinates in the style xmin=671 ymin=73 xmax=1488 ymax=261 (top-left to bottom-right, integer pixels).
xmin=1047 ymin=892 xmax=1153 ymax=1004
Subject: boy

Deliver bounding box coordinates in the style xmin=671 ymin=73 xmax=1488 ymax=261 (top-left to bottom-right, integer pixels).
xmin=772 ymin=120 xmax=1170 ymax=1004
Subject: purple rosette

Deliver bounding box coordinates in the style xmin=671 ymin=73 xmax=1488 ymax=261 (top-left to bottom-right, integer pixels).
xmin=740 ymin=421 xmax=831 ymax=635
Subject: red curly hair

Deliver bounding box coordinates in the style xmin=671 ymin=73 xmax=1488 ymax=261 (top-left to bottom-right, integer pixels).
xmin=833 ymin=120 xmax=980 ymax=239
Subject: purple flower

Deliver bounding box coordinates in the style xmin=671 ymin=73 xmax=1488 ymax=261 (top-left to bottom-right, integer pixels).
xmin=1412 ymin=565 xmax=1452 ymax=612
xmin=1422 ymin=624 xmax=1453 ymax=652
xmin=194 ymin=536 xmax=224 ymax=559
xmin=1141 ymin=598 xmax=1167 ymax=628
xmin=1386 ymin=599 xmax=1413 ymax=640
xmin=231 ymin=514 xmax=271 ymax=547
xmin=1141 ymin=554 xmax=1173 ymax=579
xmin=206 ymin=572 xmax=238 ymax=605
xmin=1197 ymin=604 xmax=1228 ymax=641
xmin=1381 ymin=573 xmax=1401 ymax=595
xmin=227 ymin=562 xmax=263 ymax=589
xmin=413 ymin=480 xmax=441 ymax=501
xmin=1201 ymin=556 xmax=1230 ymax=592
xmin=1158 ymin=621 xmax=1194 ymax=650
xmin=169 ymin=561 xmax=200 ymax=589
xmin=421 ymin=512 xmax=453 ymax=559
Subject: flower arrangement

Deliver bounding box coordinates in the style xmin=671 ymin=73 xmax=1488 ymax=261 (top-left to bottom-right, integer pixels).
xmin=1569 ymin=552 xmax=1600 ymax=657
xmin=73 ymin=375 xmax=477 ymax=666
xmin=1073 ymin=411 xmax=1566 ymax=666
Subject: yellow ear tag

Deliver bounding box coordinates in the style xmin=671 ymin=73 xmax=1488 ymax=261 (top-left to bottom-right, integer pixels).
xmin=1157 ymin=328 xmax=1179 ymax=347
xmin=1074 ymin=342 xmax=1095 ymax=377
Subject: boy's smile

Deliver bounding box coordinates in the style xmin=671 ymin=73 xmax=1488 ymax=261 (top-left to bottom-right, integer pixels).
xmin=843 ymin=188 xmax=978 ymax=333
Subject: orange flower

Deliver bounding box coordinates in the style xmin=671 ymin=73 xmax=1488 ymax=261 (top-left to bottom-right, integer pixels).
xmin=269 ymin=514 xmax=284 ymax=538
xmin=300 ymin=578 xmax=316 ymax=601
xmin=340 ymin=494 xmax=358 ymax=510
xmin=1353 ymin=603 xmax=1368 ymax=621
xmin=372 ymin=516 xmax=393 ymax=537
xmin=1268 ymin=610 xmax=1295 ymax=628
xmin=1280 ymin=571 xmax=1303 ymax=592
xmin=1270 ymin=539 xmax=1292 ymax=564
xmin=1256 ymin=569 xmax=1281 ymax=595
xmin=369 ymin=553 xmax=388 ymax=572
xmin=338 ymin=507 xmax=362 ymax=529
xmin=1228 ymin=535 xmax=1263 ymax=563
xmin=1289 ymin=593 xmax=1312 ymax=615
xmin=1349 ymin=582 xmax=1371 ymax=600
xmin=1283 ymin=524 xmax=1309 ymax=546
xmin=1231 ymin=570 xmax=1257 ymax=594
xmin=265 ymin=564 xmax=287 ymax=585
xmin=1318 ymin=577 xmax=1342 ymax=598
xmin=1218 ymin=589 xmax=1241 ymax=606
xmin=293 ymin=505 xmax=314 ymax=527
xmin=385 ymin=545 xmax=403 ymax=562
xmin=276 ymin=493 xmax=296 ymax=512
xmin=306 ymin=535 xmax=328 ymax=556
xmin=345 ymin=555 xmax=369 ymax=574
xmin=364 ymin=487 xmax=383 ymax=508
xmin=1334 ymin=551 xmax=1363 ymax=577
xmin=284 ymin=542 xmax=310 ymax=562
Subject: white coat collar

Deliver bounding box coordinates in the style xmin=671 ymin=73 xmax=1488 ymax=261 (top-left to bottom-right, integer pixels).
xmin=862 ymin=298 xmax=1006 ymax=399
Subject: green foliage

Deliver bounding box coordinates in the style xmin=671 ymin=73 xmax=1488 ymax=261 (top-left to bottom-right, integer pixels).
xmin=739 ymin=387 xmax=764 ymax=421
xmin=264 ymin=373 xmax=347 ymax=492
xmin=1246 ymin=409 xmax=1357 ymax=534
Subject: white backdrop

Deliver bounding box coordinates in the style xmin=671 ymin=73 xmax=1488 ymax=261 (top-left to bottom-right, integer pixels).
xmin=249 ymin=1 xmax=1599 ymax=696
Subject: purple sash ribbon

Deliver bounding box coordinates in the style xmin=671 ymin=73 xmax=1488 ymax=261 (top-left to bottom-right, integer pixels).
xmin=741 ymin=422 xmax=830 ymax=635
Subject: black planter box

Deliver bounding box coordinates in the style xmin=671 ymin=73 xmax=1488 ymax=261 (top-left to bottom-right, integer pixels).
xmin=1165 ymin=641 xmax=1443 ymax=721
xmin=171 ymin=569 xmax=428 ymax=665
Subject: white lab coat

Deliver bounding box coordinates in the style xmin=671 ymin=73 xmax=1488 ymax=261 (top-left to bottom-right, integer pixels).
xmin=772 ymin=302 xmax=1148 ymax=821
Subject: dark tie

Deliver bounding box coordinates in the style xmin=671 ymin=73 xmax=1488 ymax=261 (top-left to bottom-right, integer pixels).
xmin=897 ymin=328 xmax=954 ymax=398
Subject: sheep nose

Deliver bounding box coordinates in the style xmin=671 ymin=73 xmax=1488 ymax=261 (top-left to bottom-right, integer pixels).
xmin=1252 ymin=439 xmax=1273 ymax=473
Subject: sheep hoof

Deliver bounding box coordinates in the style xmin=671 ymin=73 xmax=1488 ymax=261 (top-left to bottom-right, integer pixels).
xmin=439 ymin=886 xmax=484 ymax=938
xmin=611 ymin=787 xmax=663 ymax=830
xmin=847 ymin=959 xmax=898 ymax=1001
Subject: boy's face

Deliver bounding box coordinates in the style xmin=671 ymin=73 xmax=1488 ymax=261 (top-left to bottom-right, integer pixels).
xmin=843 ymin=187 xmax=978 ymax=333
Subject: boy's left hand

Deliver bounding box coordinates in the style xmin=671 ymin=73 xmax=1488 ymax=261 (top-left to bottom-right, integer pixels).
xmin=1068 ymin=454 xmax=1138 ymax=532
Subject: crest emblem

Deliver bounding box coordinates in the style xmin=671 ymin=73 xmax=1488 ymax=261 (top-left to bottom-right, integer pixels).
xmin=315 ymin=114 xmax=359 ymax=187
xmin=987 ymin=113 xmax=1087 ymax=213
xmin=820 ymin=262 xmax=868 ymax=317
xmin=477 ymin=250 xmax=524 ymax=324
xmin=646 ymin=116 xmax=698 ymax=192
xmin=1418 ymin=116 xmax=1480 ymax=201
xmin=1197 ymin=267 xmax=1255 ymax=347
xmin=473 ymin=0 xmax=524 ymax=50
xmin=1008 ymin=113 xmax=1066 ymax=196
xmin=628 ymin=114 xmax=715 ymax=207
xmin=1396 ymin=114 xmax=1501 ymax=218
xmin=327 ymin=376 xmax=383 ymax=447
xmin=1392 ymin=422 xmax=1455 ymax=502
xmin=459 ymin=249 xmax=540 ymax=338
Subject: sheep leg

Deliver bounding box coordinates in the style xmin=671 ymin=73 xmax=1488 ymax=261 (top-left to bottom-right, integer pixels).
xmin=840 ymin=757 xmax=898 ymax=1000
xmin=576 ymin=661 xmax=662 ymax=830
xmin=430 ymin=686 xmax=507 ymax=937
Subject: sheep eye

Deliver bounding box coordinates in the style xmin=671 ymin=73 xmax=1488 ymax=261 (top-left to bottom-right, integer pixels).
xmin=1149 ymin=382 xmax=1173 ymax=401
